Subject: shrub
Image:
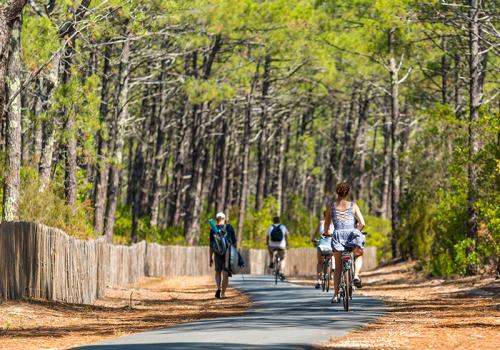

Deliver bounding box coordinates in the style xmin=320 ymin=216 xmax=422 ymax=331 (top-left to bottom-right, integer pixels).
xmin=17 ymin=166 xmax=97 ymax=240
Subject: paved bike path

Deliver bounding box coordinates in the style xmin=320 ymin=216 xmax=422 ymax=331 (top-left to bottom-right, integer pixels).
xmin=75 ymin=275 xmax=385 ymax=350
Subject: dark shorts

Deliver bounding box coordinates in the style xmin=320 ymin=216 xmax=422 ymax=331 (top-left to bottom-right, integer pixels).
xmin=269 ymin=247 xmax=285 ymax=259
xmin=214 ymin=253 xmax=229 ymax=272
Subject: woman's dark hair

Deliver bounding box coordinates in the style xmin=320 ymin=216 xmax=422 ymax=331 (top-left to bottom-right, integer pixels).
xmin=336 ymin=182 xmax=350 ymax=198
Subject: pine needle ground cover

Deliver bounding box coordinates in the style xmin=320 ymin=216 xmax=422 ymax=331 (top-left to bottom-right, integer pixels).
xmin=319 ymin=262 xmax=499 ymax=350
xmin=0 ymin=276 xmax=250 ymax=350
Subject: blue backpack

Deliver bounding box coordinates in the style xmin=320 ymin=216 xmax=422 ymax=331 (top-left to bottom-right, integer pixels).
xmin=209 ymin=219 xmax=228 ymax=256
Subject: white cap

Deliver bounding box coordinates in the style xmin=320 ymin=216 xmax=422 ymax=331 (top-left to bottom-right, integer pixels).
xmin=216 ymin=212 xmax=226 ymax=220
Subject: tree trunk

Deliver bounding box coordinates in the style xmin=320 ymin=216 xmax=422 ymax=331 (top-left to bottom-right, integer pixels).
xmin=367 ymin=119 xmax=379 ymax=213
xmin=38 ymin=56 xmax=60 ymax=191
xmin=149 ymin=62 xmax=171 ymax=227
xmin=2 ymin=15 xmax=22 ymax=222
xmin=0 ymin=0 xmax=27 ymax=121
xmin=61 ymin=0 xmax=92 ymax=207
xmin=453 ymin=53 xmax=463 ymax=117
xmin=167 ymin=106 xmax=186 ymax=227
xmin=276 ymin=115 xmax=289 ymax=216
xmin=389 ymin=28 xmax=401 ymax=259
xmin=130 ymin=84 xmax=153 ymax=241
xmin=441 ymin=39 xmax=448 ymax=105
xmin=214 ymin=111 xmax=229 ymax=213
xmin=32 ymin=78 xmax=44 ymax=165
xmin=324 ymin=102 xmax=341 ymax=196
xmin=466 ymin=0 xmax=482 ymax=274
xmin=224 ymin=132 xmax=238 ymax=212
xmin=183 ymin=105 xmax=205 ymax=245
xmin=353 ymin=91 xmax=370 ymax=198
xmin=380 ymin=97 xmax=391 ymax=218
xmin=93 ymin=43 xmax=112 ymax=233
xmin=343 ymin=85 xmax=358 ymax=182
xmin=237 ymin=99 xmax=252 ymax=246
xmin=39 ymin=126 xmax=56 ymax=191
xmin=104 ymin=37 xmax=130 ymax=242
xmin=255 ymin=54 xmax=271 ymax=212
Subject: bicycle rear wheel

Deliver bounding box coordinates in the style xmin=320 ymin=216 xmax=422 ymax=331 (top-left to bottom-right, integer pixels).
xmin=274 ymin=257 xmax=280 ymax=285
xmin=343 ymin=269 xmax=350 ymax=311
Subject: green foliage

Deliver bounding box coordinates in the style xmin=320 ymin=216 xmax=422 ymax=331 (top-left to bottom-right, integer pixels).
xmin=240 ymin=196 xmax=280 ymax=249
xmin=184 ymin=78 xmax=237 ymax=105
xmin=400 ymin=105 xmax=499 ymax=276
xmin=359 ymin=201 xmax=392 ymax=262
xmin=113 ymin=205 xmax=186 ymax=245
xmin=282 ymin=195 xmax=315 ymax=242
xmin=14 ymin=167 xmax=97 ymax=240
xmin=21 ymin=14 xmax=59 ymax=70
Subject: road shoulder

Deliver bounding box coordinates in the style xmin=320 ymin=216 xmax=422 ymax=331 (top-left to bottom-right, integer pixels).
xmin=312 ymin=261 xmax=499 ymax=349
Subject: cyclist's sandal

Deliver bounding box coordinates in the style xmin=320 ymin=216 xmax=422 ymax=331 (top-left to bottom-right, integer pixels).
xmin=353 ymin=276 xmax=362 ymax=288
xmin=215 ymin=289 xmax=221 ymax=298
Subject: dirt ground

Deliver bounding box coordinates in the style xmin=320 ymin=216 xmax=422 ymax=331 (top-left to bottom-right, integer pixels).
xmin=0 ymin=276 xmax=250 ymax=350
xmin=293 ymin=261 xmax=499 ymax=350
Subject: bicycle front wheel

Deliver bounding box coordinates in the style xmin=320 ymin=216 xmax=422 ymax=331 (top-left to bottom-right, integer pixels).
xmin=326 ymin=263 xmax=331 ymax=293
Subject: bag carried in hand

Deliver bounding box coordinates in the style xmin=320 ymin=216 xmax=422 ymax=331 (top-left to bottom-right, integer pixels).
xmin=209 ymin=218 xmax=228 ymax=256
xmin=270 ymin=224 xmax=284 ymax=242
xmin=228 ymin=245 xmax=245 ymax=274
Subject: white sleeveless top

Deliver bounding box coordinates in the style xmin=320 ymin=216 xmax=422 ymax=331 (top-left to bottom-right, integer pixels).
xmin=319 ymin=220 xmax=334 ymax=236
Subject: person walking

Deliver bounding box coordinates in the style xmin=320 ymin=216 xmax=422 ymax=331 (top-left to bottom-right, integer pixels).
xmin=267 ymin=216 xmax=289 ymax=280
xmin=324 ymin=182 xmax=366 ymax=303
xmin=209 ymin=212 xmax=236 ymax=299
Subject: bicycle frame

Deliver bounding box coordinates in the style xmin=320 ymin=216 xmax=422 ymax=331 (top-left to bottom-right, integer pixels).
xmin=273 ymin=251 xmax=282 ymax=285
xmin=339 ymin=250 xmax=354 ymax=311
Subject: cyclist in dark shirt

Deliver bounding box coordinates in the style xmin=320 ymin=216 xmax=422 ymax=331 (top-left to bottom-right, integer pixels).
xmin=209 ymin=212 xmax=236 ymax=299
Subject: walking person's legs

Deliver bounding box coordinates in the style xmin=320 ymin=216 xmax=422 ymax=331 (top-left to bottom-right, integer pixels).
xmin=221 ymin=271 xmax=229 ymax=298
xmin=214 ymin=254 xmax=224 ymax=298
xmin=214 ymin=270 xmax=222 ymax=298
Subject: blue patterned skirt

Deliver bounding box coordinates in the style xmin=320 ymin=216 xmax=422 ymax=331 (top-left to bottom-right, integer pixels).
xmin=331 ymin=229 xmax=366 ymax=252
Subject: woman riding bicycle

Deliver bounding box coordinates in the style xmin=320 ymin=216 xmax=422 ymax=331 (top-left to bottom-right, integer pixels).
xmin=324 ymin=182 xmax=366 ymax=303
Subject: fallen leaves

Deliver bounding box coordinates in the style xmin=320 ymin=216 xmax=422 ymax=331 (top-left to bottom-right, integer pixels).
xmin=0 ymin=276 xmax=250 ymax=350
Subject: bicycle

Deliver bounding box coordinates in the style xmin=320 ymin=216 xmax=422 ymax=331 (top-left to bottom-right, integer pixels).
xmin=315 ymin=240 xmax=334 ymax=292
xmin=338 ymin=248 xmax=354 ymax=311
xmin=272 ymin=249 xmax=285 ymax=285
xmin=337 ymin=231 xmax=368 ymax=311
